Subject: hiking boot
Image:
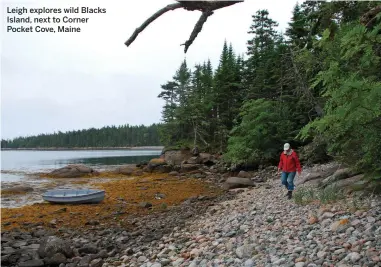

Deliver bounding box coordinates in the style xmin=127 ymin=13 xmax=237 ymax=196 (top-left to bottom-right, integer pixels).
xmin=287 ymin=191 xmax=292 ymax=199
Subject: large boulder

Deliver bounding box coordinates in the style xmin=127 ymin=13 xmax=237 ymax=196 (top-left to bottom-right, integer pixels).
xmin=296 ymin=163 xmax=341 ymax=186
xmin=222 ymin=177 xmax=255 ymax=190
xmin=186 ymin=156 xmax=202 ymax=164
xmin=321 ymin=168 xmax=362 ymax=188
xmin=38 ymin=236 xmax=73 ymax=259
xmin=237 ymin=171 xmax=251 ymax=178
xmin=145 ymin=158 xmax=172 ymax=173
xmin=164 ymin=149 xmax=192 ymax=165
xmin=180 ymin=164 xmax=202 ymax=173
xmin=114 ymin=165 xmax=135 ymax=175
xmin=326 ymin=174 xmax=365 ymax=191
xmin=154 ymin=165 xmax=172 ymax=173
xmin=184 ymin=153 xmax=217 ymax=165
xmin=48 ymin=165 xmax=98 ymax=178
xmin=199 ymin=153 xmax=217 ymax=165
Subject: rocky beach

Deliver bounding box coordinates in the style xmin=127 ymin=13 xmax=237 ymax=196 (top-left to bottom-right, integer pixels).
xmin=2 ymin=150 xmax=381 ymax=267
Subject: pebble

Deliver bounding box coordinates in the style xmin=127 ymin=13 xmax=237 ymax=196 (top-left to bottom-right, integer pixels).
xmin=244 ymin=259 xmax=254 ymax=267
xmin=172 ymin=258 xmax=184 ymax=266
xmin=293 ymin=247 xmax=304 ymax=253
xmin=138 ymin=256 xmax=147 ymax=262
xmin=348 ymin=252 xmax=361 ymax=263
xmin=317 ymin=251 xmax=327 ymax=258
xmin=273 ymin=258 xmax=286 ymax=265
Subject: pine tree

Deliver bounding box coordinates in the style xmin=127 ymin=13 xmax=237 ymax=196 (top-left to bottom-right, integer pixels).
xmin=213 ymin=41 xmax=244 ymax=151
xmin=286 ymin=3 xmax=310 ymax=48
xmin=158 ymin=81 xmax=178 ymax=123
xmin=245 ymin=9 xmax=280 ymax=100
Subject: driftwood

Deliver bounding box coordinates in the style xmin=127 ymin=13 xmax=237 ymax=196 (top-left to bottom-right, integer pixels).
xmin=125 ymin=1 xmax=244 ymax=53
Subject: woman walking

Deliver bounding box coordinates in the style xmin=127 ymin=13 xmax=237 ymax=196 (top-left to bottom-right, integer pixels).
xmin=277 ymin=143 xmax=302 ymax=199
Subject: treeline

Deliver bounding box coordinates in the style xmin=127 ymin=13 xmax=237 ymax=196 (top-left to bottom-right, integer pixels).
xmin=1 ymin=124 xmax=162 ymax=148
xmin=158 ymin=1 xmax=381 ymax=174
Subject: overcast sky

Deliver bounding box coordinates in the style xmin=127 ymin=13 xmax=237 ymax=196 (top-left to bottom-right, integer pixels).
xmin=1 ymin=0 xmax=298 ymax=139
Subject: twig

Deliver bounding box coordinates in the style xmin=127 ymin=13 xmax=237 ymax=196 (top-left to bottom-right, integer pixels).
xmin=125 ymin=3 xmax=182 ymax=47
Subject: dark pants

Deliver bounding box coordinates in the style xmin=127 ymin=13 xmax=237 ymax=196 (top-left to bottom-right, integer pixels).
xmin=281 ymin=171 xmax=296 ymax=191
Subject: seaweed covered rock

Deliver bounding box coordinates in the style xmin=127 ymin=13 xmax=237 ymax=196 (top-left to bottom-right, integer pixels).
xmin=48 ymin=165 xmax=99 ymax=178
xmin=222 ymin=177 xmax=255 ymax=190
xmin=144 ymin=158 xmax=172 ymax=173
xmin=113 ymin=165 xmax=144 ymax=176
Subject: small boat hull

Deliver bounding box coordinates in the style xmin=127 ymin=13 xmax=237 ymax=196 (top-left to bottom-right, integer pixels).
xmin=42 ymin=189 xmax=105 ymax=204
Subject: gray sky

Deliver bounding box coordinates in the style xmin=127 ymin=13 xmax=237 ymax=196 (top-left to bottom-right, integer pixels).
xmin=1 ymin=0 xmax=297 ymax=139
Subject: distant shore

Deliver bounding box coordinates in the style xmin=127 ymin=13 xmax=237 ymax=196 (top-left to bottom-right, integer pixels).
xmin=1 ymin=146 xmax=164 ymax=151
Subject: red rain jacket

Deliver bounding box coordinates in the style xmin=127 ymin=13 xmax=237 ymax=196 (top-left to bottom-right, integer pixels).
xmin=278 ymin=150 xmax=302 ymax=173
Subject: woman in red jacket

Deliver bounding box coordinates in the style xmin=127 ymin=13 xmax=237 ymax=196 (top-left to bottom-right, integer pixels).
xmin=278 ymin=143 xmax=302 ymax=199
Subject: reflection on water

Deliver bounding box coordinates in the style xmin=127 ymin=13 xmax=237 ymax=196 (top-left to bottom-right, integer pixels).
xmin=1 ymin=150 xmax=161 ymax=182
xmin=41 ymin=155 xmax=156 ymax=167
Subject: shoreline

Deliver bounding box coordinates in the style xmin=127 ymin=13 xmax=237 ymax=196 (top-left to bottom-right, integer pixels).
xmin=1 ymin=173 xmax=223 ymax=226
xmin=1 ymin=146 xmax=164 ymax=151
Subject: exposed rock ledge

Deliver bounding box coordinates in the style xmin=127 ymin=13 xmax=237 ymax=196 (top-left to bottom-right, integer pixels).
xmin=47 ymin=164 xmax=99 ymax=178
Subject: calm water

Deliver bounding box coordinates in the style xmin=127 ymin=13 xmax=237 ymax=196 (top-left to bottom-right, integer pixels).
xmin=1 ymin=150 xmax=162 ymax=182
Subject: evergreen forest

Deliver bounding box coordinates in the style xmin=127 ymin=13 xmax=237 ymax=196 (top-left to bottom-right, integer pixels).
xmin=157 ymin=1 xmax=381 ymax=174
xmin=1 ymin=124 xmax=161 ymax=148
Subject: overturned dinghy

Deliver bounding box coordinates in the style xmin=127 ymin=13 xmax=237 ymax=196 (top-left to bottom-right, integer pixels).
xmin=42 ymin=189 xmax=105 ymax=204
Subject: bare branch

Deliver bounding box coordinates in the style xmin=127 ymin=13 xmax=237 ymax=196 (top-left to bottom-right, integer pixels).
xmin=125 ymin=1 xmax=244 ymax=53
xmin=125 ymin=2 xmax=182 ymax=47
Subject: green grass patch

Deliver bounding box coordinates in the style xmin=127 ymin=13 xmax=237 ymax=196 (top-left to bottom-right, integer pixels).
xmin=293 ymin=184 xmax=345 ymax=205
xmin=318 ymin=184 xmax=345 ymax=204
xmin=293 ymin=187 xmax=315 ymax=205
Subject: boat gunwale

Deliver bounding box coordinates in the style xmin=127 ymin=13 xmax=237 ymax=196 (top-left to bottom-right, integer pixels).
xmin=42 ymin=189 xmax=105 ymax=198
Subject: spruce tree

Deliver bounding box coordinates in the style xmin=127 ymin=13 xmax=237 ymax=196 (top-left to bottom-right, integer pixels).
xmin=245 ymin=9 xmax=280 ymax=100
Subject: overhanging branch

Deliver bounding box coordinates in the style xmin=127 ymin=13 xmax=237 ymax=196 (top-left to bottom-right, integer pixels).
xmin=125 ymin=3 xmax=182 ymax=47
xmin=125 ymin=1 xmax=244 ymax=53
